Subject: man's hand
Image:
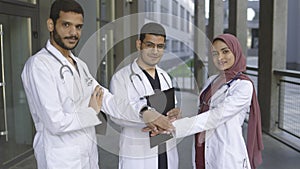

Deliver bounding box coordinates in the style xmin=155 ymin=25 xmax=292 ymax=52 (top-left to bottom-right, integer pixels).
xmin=142 ymin=109 xmax=174 ymax=133
xmin=166 ymin=108 xmax=181 ymax=122
xmin=89 ymin=85 xmax=103 ymax=113
xmin=142 ymin=126 xmax=172 ymax=137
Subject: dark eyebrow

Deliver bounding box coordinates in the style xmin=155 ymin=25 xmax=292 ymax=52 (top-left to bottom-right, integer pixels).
xmin=61 ymin=20 xmax=83 ymax=27
xmin=61 ymin=20 xmax=69 ymax=24
xmin=76 ymin=23 xmax=84 ymax=27
xmin=220 ymin=47 xmax=230 ymax=51
xmin=143 ymin=41 xmax=154 ymax=44
xmin=144 ymin=41 xmax=165 ymax=45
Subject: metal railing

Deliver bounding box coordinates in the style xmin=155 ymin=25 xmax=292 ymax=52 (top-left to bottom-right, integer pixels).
xmin=170 ymin=63 xmax=300 ymax=141
xmin=246 ymin=66 xmax=300 ymax=140
xmin=274 ymin=69 xmax=300 ymax=139
xmin=169 ymin=63 xmax=300 ymax=150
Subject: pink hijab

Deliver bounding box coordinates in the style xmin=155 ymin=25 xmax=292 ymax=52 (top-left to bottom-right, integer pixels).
xmin=197 ymin=34 xmax=264 ymax=169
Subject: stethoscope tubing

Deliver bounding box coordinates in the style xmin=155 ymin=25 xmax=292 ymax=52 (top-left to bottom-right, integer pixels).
xmin=44 ymin=47 xmax=74 ymax=79
xmin=129 ymin=61 xmax=171 ymax=99
xmin=45 ymin=46 xmax=92 ymax=81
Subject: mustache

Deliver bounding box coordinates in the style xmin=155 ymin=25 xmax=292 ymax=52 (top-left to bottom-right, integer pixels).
xmin=64 ymin=36 xmax=79 ymax=40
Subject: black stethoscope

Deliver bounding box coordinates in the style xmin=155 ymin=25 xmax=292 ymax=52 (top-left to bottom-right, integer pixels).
xmin=129 ymin=61 xmax=171 ymax=99
xmin=199 ymin=72 xmax=242 ymax=109
xmin=45 ymin=46 xmax=93 ymax=86
xmin=44 ymin=47 xmax=73 ymax=80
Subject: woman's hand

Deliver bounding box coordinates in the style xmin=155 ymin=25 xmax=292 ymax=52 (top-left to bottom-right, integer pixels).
xmin=167 ymin=108 xmax=181 ymax=122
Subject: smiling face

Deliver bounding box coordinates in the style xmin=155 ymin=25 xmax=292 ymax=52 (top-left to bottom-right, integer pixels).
xmin=48 ymin=11 xmax=83 ymax=52
xmin=211 ymin=40 xmax=235 ymax=71
xmin=136 ymin=34 xmax=165 ymax=69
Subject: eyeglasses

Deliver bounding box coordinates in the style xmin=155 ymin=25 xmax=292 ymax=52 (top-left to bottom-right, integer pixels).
xmin=142 ymin=41 xmax=166 ymax=50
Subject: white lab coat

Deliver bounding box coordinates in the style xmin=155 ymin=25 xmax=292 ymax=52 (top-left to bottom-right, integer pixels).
xmin=109 ymin=59 xmax=179 ymax=169
xmin=21 ymin=40 xmax=144 ymax=169
xmin=173 ymin=75 xmax=252 ymax=169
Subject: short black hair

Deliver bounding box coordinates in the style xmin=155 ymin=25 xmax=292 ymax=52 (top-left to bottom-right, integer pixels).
xmin=139 ymin=22 xmax=166 ymax=42
xmin=50 ymin=0 xmax=84 ymax=25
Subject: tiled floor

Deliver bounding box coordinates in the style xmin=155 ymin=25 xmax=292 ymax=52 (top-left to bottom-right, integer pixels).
xmin=8 ymin=92 xmax=300 ymax=169
xmin=8 ymin=133 xmax=300 ymax=169
xmin=258 ymin=134 xmax=300 ymax=169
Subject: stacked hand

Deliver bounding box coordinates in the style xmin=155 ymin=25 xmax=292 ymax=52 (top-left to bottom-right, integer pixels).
xmin=142 ymin=108 xmax=181 ymax=136
xmin=89 ymin=85 xmax=104 ymax=113
xmin=88 ymin=85 xmax=181 ymax=136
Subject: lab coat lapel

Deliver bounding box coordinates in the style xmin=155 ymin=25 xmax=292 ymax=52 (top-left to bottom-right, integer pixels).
xmin=46 ymin=40 xmax=79 ymax=76
xmin=46 ymin=41 xmax=83 ymax=104
xmin=157 ymin=68 xmax=170 ymax=91
xmin=46 ymin=40 xmax=69 ymax=64
xmin=132 ymin=60 xmax=155 ymax=96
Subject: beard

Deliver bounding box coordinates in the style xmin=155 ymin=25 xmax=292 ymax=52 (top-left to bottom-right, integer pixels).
xmin=52 ymin=28 xmax=79 ymax=50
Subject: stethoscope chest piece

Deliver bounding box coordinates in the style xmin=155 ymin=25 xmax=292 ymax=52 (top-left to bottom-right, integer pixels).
xmin=45 ymin=47 xmax=74 ymax=81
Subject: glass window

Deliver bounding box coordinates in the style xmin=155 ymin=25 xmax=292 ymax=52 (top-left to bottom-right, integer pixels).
xmin=0 ymin=14 xmax=34 ymax=167
xmin=180 ymin=41 xmax=185 ymax=52
xmin=161 ymin=1 xmax=169 ymax=25
xmin=172 ymin=40 xmax=179 ymax=52
xmin=172 ymin=0 xmax=178 ymax=28
xmin=145 ymin=0 xmax=156 ymax=20
xmin=186 ymin=11 xmax=190 ymax=33
xmin=180 ymin=5 xmax=185 ymax=31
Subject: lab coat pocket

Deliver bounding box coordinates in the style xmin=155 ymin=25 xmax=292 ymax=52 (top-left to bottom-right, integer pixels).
xmin=56 ymin=74 xmax=75 ymax=104
xmin=225 ymin=147 xmax=249 ymax=169
xmin=62 ymin=97 xmax=75 ymax=114
xmin=46 ymin=145 xmax=82 ymax=169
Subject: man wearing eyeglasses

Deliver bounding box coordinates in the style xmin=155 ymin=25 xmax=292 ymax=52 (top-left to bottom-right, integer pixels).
xmin=109 ymin=22 xmax=180 ymax=169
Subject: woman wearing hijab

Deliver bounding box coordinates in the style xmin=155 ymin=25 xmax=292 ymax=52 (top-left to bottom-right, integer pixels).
xmin=173 ymin=34 xmax=263 ymax=169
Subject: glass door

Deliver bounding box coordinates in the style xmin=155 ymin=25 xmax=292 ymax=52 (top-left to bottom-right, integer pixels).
xmin=0 ymin=14 xmax=34 ymax=167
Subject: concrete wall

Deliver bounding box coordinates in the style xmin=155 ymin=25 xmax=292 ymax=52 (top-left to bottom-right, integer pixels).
xmin=287 ymin=0 xmax=300 ymax=64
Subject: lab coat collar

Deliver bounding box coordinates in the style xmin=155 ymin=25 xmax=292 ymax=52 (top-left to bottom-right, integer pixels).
xmin=45 ymin=40 xmax=77 ymax=64
xmin=131 ymin=58 xmax=161 ymax=75
xmin=131 ymin=58 xmax=170 ymax=94
xmin=131 ymin=58 xmax=143 ymax=75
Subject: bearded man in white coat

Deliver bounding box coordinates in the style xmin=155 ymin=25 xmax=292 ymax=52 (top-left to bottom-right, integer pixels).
xmin=110 ymin=22 xmax=181 ymax=169
xmin=21 ymin=1 xmax=174 ymax=169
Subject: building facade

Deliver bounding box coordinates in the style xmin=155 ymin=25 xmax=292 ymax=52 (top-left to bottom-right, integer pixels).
xmin=0 ymin=0 xmax=299 ymax=168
